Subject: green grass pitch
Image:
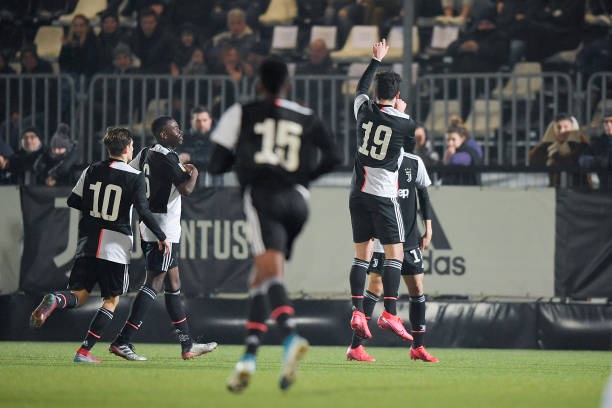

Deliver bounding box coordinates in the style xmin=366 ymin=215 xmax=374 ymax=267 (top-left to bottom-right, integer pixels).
xmin=0 ymin=342 xmax=609 ymax=407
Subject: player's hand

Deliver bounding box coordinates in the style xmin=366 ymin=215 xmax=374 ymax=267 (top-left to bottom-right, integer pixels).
xmin=420 ymin=233 xmax=432 ymax=251
xmin=158 ymin=240 xmax=171 ymax=255
xmin=183 ymin=163 xmax=198 ymax=177
xmin=372 ymin=38 xmax=389 ymax=61
xmin=395 ymin=98 xmax=407 ymax=113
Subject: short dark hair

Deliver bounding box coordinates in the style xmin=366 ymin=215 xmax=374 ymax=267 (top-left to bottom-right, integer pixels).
xmin=190 ymin=105 xmax=210 ymax=118
xmin=151 ymin=116 xmax=174 ymax=141
xmin=103 ymin=127 xmax=132 ymax=156
xmin=375 ymin=71 xmax=402 ymax=100
xmin=259 ymin=57 xmax=289 ymax=95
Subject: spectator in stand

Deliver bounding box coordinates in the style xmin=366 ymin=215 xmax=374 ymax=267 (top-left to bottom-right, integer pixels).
xmin=33 ymin=123 xmax=79 ymax=187
xmin=59 ymin=14 xmax=98 ymax=80
xmin=446 ymin=5 xmax=509 ymax=117
xmin=496 ymin=0 xmax=542 ymax=70
xmin=296 ymin=39 xmax=338 ymax=76
xmin=1 ymin=44 xmax=54 ymax=151
xmin=207 ymin=8 xmax=262 ymax=67
xmin=414 ymin=124 xmax=440 ymax=168
xmin=97 ymin=12 xmax=131 ymax=72
xmin=0 ymin=127 xmax=46 ymax=185
xmin=441 ymin=116 xmax=483 ymax=185
xmin=92 ymin=44 xmax=141 ymax=144
xmin=170 ymin=23 xmax=200 ymax=76
xmin=211 ymin=46 xmax=254 ymax=83
xmin=128 ymin=7 xmax=175 ymax=74
xmin=177 ymin=105 xmax=222 ymax=187
xmin=522 ymin=0 xmax=585 ymax=62
xmin=165 ymin=0 xmax=215 ymax=40
xmin=181 ymin=47 xmax=208 ymax=75
xmin=529 ymin=113 xmax=590 ymax=188
xmin=209 ymin=1 xmax=266 ymax=37
xmin=0 ymin=139 xmax=14 ymax=184
xmin=580 ymin=110 xmax=612 ymax=191
xmin=446 ymin=5 xmax=509 ymax=74
xmin=294 ymin=39 xmax=340 ymax=111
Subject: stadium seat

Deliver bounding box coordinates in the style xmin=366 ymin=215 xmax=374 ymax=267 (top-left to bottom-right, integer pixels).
xmin=270 ymin=25 xmax=299 ymax=55
xmin=131 ymin=99 xmax=170 ymax=137
xmin=423 ymin=99 xmax=461 ymax=140
xmin=385 ymin=26 xmax=420 ymax=62
xmin=310 ymin=25 xmax=338 ymax=50
xmin=330 ymin=25 xmax=379 ymax=63
xmin=492 ymin=62 xmax=542 ymax=101
xmin=341 ymin=62 xmax=369 ymax=96
xmin=55 ymin=0 xmax=107 ymax=26
xmin=465 ymin=99 xmax=502 ymax=141
xmin=422 ymin=25 xmax=459 ymax=58
xmin=33 ymin=25 xmax=64 ymax=62
xmin=392 ymin=63 xmax=419 ymax=85
xmin=259 ymin=0 xmax=298 ymax=25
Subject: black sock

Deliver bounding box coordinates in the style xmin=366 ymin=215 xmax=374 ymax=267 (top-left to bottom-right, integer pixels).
xmin=53 ymin=291 xmax=78 ymax=309
xmin=268 ymin=281 xmax=295 ymax=339
xmin=81 ymin=307 xmax=113 ymax=351
xmin=245 ymin=293 xmax=268 ymax=356
xmin=165 ymin=289 xmax=192 ymax=350
xmin=116 ymin=284 xmax=157 ymax=345
xmin=382 ymin=259 xmax=402 ymax=315
xmin=409 ymin=294 xmax=426 ymax=348
xmin=350 ymin=290 xmax=380 ymax=348
xmin=349 ymin=258 xmax=369 ymax=311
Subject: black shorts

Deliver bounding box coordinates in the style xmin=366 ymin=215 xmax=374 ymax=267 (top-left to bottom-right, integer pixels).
xmin=367 ymin=246 xmax=424 ymax=276
xmin=69 ymin=256 xmax=129 ymax=298
xmin=244 ymin=185 xmax=309 ymax=260
xmin=142 ymin=242 xmax=180 ymax=275
xmin=349 ymin=190 xmax=404 ymax=245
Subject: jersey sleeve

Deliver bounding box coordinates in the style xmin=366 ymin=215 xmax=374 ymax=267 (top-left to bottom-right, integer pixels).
xmin=164 ymin=152 xmax=191 ymax=187
xmin=211 ymin=103 xmax=242 ymax=150
xmin=415 ymin=156 xmax=432 ymax=188
xmin=132 ymin=173 xmax=166 ymax=242
xmin=129 ymin=149 xmax=143 ymax=170
xmin=71 ymin=165 xmax=89 ymax=196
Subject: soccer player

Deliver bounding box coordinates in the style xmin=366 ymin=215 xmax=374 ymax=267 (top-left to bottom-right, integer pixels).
xmin=348 ymin=39 xmax=416 ymax=342
xmin=208 ymin=57 xmax=341 ymax=393
xmin=109 ymin=116 xmax=218 ymax=361
xmin=346 ymin=135 xmax=439 ymax=363
xmin=29 ymin=127 xmax=170 ymax=363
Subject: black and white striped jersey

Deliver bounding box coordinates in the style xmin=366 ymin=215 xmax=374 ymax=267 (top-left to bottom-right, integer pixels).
xmin=69 ymin=159 xmax=166 ymax=264
xmin=211 ymin=98 xmax=340 ymax=189
xmin=130 ymin=144 xmax=191 ymax=243
xmin=350 ymin=58 xmax=416 ymax=198
xmin=397 ymin=152 xmax=431 ymax=249
xmin=352 ymin=96 xmax=416 ymax=198
xmin=372 ymin=152 xmax=431 ymax=253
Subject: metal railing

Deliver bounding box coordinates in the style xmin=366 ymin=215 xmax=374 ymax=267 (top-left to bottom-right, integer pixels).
xmin=1 ymin=71 xmax=611 ymax=172
xmin=414 ymin=71 xmax=574 ymax=166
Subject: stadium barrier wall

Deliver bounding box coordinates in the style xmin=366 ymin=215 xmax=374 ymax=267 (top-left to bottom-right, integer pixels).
xmin=2 ymin=295 xmax=610 ymax=350
xmin=8 ymin=185 xmax=556 ymax=298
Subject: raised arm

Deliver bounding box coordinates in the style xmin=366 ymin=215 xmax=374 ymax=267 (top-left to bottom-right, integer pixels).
xmin=355 ymin=38 xmax=389 ymax=97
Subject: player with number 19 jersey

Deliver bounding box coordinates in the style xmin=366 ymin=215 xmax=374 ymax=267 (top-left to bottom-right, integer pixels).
xmin=71 ymin=158 xmax=166 ymax=264
xmin=352 ymin=60 xmax=416 ymax=198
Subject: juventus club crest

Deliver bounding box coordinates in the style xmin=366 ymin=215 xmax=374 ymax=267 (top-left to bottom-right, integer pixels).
xmin=405 ymin=167 xmax=412 ymax=183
